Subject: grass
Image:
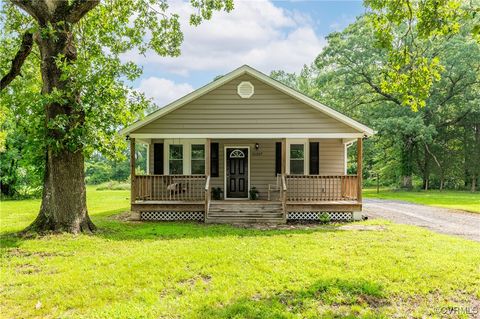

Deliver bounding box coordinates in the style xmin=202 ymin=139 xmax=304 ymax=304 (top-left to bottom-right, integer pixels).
xmin=0 ymin=187 xmax=479 ymax=318
xmin=363 ymin=188 xmax=480 ymax=213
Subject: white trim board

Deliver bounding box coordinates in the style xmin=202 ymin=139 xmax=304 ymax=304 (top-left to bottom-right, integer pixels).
xmin=120 ymin=65 xmax=374 ymax=136
xmin=163 ymin=139 xmax=207 ymax=175
xmin=224 ymin=146 xmax=251 ymax=200
xmin=130 ymin=133 xmax=365 ymax=139
xmin=286 ymin=138 xmax=309 ymax=175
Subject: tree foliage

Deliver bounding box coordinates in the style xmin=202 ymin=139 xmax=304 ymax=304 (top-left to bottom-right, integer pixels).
xmin=272 ymin=15 xmax=480 ymax=190
xmin=0 ymin=0 xmax=233 ymax=233
xmin=364 ymin=0 xmax=479 ymax=110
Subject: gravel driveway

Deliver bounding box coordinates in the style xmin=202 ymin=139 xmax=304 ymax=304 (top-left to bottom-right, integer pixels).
xmin=363 ymin=199 xmax=480 ymax=242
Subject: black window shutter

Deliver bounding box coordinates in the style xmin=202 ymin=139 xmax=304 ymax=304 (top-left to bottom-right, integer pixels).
xmin=275 ymin=142 xmax=282 ymax=175
xmin=211 ymin=142 xmax=219 ymax=177
xmin=153 ymin=143 xmax=164 ymax=175
xmin=309 ymin=142 xmax=319 ymax=175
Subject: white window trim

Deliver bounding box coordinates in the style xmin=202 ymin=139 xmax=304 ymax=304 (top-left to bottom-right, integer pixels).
xmin=164 ymin=139 xmax=206 ymax=175
xmin=286 ymin=138 xmax=309 ymax=175
xmin=146 ymin=144 xmax=150 ymax=174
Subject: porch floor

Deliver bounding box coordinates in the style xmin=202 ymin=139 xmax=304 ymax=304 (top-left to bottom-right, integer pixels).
xmin=134 ymin=199 xmax=359 ymax=204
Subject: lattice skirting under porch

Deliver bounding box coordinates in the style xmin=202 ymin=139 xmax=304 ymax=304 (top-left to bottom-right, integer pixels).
xmin=287 ymin=211 xmax=353 ymax=221
xmin=140 ymin=211 xmax=204 ymax=221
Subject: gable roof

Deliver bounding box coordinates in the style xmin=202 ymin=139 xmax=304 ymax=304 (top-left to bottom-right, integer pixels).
xmin=121 ymin=65 xmax=374 ymax=136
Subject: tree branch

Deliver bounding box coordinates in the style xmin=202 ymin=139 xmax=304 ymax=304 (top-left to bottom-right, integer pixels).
xmin=10 ymin=0 xmax=51 ymax=23
xmin=66 ymin=0 xmax=100 ymax=23
xmin=0 ymin=32 xmax=34 ymax=91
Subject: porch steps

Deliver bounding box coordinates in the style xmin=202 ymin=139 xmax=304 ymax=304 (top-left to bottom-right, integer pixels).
xmin=206 ymin=201 xmax=284 ymax=224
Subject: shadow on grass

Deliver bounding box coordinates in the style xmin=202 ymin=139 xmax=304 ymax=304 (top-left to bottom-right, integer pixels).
xmin=195 ymin=278 xmax=388 ymax=319
xmin=0 ymin=233 xmax=24 ymax=251
xmin=0 ymin=209 xmax=340 ymax=248
xmin=94 ymin=218 xmax=340 ymax=242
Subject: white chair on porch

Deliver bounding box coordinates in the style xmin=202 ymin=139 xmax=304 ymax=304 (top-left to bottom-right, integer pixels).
xmin=267 ymin=174 xmax=282 ymax=201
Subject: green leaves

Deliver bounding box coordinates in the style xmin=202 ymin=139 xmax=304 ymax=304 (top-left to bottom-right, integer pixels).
xmin=364 ymin=0 xmax=479 ymax=111
xmin=1 ymin=0 xmax=234 ymax=162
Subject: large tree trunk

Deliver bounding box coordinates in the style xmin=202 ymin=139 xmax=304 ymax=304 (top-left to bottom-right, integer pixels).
xmin=400 ymin=138 xmax=414 ymax=189
xmin=27 ymin=148 xmax=95 ymax=233
xmin=401 ymin=176 xmax=413 ymax=189
xmin=25 ymin=24 xmax=95 ymax=234
xmin=421 ymin=145 xmax=430 ymax=190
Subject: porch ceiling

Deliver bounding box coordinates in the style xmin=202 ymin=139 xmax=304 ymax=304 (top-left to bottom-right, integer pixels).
xmin=129 ymin=133 xmax=366 ymax=139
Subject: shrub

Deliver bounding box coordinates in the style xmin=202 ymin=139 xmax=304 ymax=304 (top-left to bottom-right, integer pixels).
xmin=318 ymin=212 xmax=331 ymax=224
xmin=96 ymin=181 xmax=130 ymax=191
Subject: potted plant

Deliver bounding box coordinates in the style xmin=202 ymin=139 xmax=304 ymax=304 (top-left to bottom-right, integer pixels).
xmin=249 ymin=187 xmax=259 ymax=200
xmin=211 ymin=187 xmax=223 ymax=200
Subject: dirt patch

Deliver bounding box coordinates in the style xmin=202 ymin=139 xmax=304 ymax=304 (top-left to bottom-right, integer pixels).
xmin=179 ymin=274 xmax=212 ymax=287
xmin=7 ymin=248 xmax=72 ymax=258
xmin=109 ymin=211 xmax=140 ymax=222
xmin=16 ymin=263 xmax=41 ymax=274
xmin=230 ymin=223 xmax=337 ymax=231
xmin=338 ymin=225 xmax=387 ymax=231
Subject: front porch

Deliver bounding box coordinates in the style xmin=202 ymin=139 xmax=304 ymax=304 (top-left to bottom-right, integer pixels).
xmin=129 ymin=137 xmax=363 ymax=223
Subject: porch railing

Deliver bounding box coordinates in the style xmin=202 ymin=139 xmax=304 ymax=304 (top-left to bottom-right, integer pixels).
xmin=134 ymin=175 xmax=206 ymax=201
xmin=204 ymin=175 xmax=211 ymax=219
xmin=285 ymin=175 xmax=358 ymax=202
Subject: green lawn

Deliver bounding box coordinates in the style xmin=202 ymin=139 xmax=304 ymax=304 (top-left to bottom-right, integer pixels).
xmin=363 ymin=188 xmax=480 ymax=213
xmin=1 ymin=187 xmax=479 ymax=318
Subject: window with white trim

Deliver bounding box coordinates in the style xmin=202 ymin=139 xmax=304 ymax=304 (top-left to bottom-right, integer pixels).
xmin=191 ymin=144 xmax=205 ymax=174
xmin=169 ymin=144 xmax=183 ymax=174
xmin=289 ymin=144 xmax=305 ymax=174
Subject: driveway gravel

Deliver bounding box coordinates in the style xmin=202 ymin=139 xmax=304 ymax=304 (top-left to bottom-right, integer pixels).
xmin=363 ymin=199 xmax=480 ymax=242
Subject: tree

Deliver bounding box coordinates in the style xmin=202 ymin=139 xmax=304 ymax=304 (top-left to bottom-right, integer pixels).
xmin=0 ymin=0 xmax=233 ymax=233
xmin=364 ymin=0 xmax=479 ymax=110
xmin=272 ymin=15 xmax=479 ymax=190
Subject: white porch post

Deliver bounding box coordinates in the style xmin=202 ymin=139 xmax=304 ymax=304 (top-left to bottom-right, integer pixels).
xmin=130 ymin=138 xmax=136 ymax=204
xmin=357 ymin=137 xmax=363 ymax=202
xmin=205 ymin=139 xmax=211 ymax=176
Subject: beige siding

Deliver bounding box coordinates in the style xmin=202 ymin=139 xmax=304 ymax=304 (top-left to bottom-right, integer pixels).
xmin=210 ymin=139 xmax=278 ymax=200
xmin=212 ymin=139 xmax=346 ymax=199
xmin=317 ymin=139 xmax=345 ymax=175
xmin=147 ymin=138 xmax=346 ymax=200
xmin=132 ymin=74 xmax=358 ymax=135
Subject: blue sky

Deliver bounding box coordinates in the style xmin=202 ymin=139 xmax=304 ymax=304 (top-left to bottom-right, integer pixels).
xmin=125 ymin=0 xmax=366 ymax=106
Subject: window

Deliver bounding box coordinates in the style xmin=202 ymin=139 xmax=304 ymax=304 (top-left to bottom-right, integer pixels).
xmin=191 ymin=144 xmax=205 ymax=174
xmin=169 ymin=145 xmax=183 ymax=174
xmin=290 ymin=144 xmax=305 ymax=174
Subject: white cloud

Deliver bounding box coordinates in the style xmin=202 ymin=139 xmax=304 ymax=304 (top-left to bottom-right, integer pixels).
xmin=136 ymin=77 xmax=194 ymax=106
xmin=123 ymin=0 xmax=325 ymax=76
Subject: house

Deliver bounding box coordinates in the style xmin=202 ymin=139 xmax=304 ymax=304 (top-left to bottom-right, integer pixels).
xmin=121 ymin=65 xmax=374 ymax=223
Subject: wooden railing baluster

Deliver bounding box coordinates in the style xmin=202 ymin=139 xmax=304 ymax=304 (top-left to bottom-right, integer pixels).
xmin=284 ymin=175 xmax=358 ymax=202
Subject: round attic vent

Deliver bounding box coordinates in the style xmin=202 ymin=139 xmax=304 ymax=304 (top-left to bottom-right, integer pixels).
xmin=237 ymin=81 xmax=254 ymax=98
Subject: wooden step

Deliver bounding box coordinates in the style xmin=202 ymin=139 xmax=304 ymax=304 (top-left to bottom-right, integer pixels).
xmin=207 ymin=201 xmax=285 ymax=224
xmin=210 ymin=206 xmax=282 ymax=211
xmin=209 ymin=208 xmax=282 ymax=214
xmin=208 ymin=213 xmax=283 ymax=218
xmin=206 ymin=218 xmax=284 ymax=224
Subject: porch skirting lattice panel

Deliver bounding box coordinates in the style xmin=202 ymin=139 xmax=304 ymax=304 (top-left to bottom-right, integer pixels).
xmin=140 ymin=211 xmax=204 ymax=221
xmin=287 ymin=211 xmax=353 ymax=221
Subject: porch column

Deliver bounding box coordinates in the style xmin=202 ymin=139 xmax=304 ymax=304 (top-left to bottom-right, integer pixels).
xmin=281 ymin=138 xmax=287 ymax=222
xmin=130 ymin=138 xmax=136 ymax=204
xmin=357 ymin=137 xmax=363 ymax=202
xmin=205 ymin=138 xmax=211 ymax=176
